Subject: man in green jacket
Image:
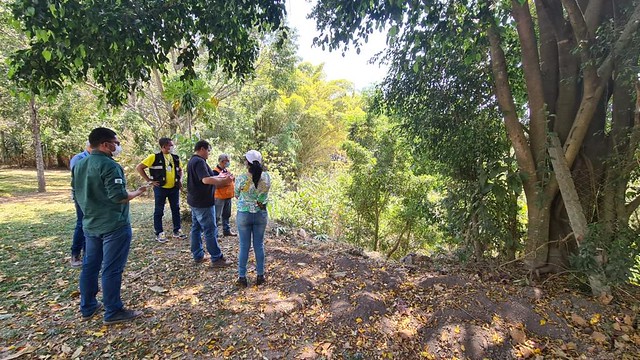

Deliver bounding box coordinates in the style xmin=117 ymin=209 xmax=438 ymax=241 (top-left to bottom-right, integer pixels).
xmin=72 ymin=127 xmax=147 ymax=325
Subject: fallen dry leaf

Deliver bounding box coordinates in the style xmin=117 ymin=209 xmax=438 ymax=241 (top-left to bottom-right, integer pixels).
xmin=149 ymin=285 xmax=168 ymax=293
xmin=71 ymin=346 xmax=83 ymax=359
xmin=591 ymin=331 xmax=608 ymax=344
xmin=597 ymin=293 xmax=613 ymax=305
xmin=510 ymin=328 xmax=527 ymax=345
xmin=623 ymin=315 xmax=633 ymax=326
xmin=571 ymin=313 xmax=588 ymax=327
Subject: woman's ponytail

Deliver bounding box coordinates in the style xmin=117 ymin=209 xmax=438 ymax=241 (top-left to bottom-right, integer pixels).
xmin=249 ymin=161 xmax=263 ymax=188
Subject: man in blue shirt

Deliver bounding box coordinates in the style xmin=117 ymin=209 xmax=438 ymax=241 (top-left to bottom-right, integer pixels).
xmin=69 ymin=141 xmax=91 ymax=267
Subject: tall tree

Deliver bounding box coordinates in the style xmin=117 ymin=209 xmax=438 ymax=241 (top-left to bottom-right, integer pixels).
xmin=311 ymin=0 xmax=640 ymax=291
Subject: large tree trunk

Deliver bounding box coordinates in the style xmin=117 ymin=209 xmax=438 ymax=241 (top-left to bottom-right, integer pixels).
xmin=488 ymin=0 xmax=640 ymax=294
xmin=30 ymin=96 xmax=46 ymax=193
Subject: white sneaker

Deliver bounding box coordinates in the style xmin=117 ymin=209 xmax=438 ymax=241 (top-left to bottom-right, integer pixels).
xmin=155 ymin=232 xmax=168 ymax=243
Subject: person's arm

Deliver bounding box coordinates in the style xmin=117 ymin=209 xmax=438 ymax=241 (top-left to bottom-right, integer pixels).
xmin=123 ymin=185 xmax=148 ymax=202
xmin=202 ymin=173 xmax=232 ymax=186
xmin=256 ymin=173 xmax=271 ymax=209
xmin=177 ymin=167 xmax=183 ymax=189
xmin=234 ymin=175 xmax=242 ymax=199
xmin=137 ymin=155 xmax=160 ymax=186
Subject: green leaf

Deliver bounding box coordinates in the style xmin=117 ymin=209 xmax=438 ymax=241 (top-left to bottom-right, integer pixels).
xmin=42 ymin=50 xmax=52 ymax=62
xmin=389 ymin=25 xmax=399 ymax=38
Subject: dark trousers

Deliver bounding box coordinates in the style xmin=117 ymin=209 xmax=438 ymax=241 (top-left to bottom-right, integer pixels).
xmin=214 ymin=198 xmax=232 ymax=234
xmin=72 ymin=199 xmax=86 ymax=256
xmin=153 ymin=186 xmax=181 ymax=235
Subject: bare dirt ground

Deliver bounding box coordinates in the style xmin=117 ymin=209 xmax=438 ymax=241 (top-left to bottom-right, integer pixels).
xmin=2 ymin=222 xmax=639 ymax=359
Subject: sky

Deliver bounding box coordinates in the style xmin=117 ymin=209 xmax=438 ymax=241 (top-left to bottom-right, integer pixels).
xmin=285 ymin=0 xmax=389 ymax=90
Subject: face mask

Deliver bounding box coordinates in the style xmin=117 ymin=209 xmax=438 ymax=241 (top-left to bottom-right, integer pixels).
xmin=169 ymin=145 xmax=176 ymax=154
xmin=112 ymin=144 xmax=123 ymax=157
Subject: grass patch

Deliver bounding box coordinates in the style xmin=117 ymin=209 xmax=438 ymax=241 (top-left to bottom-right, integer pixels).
xmin=0 ymin=168 xmax=71 ymax=198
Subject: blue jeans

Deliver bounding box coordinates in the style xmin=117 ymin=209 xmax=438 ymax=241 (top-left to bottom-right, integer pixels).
xmin=71 ymin=199 xmax=86 ymax=256
xmin=214 ymin=198 xmax=232 ymax=234
xmin=153 ymin=186 xmax=181 ymax=235
xmin=236 ymin=210 xmax=268 ymax=277
xmin=190 ymin=206 xmax=223 ymax=262
xmin=80 ymin=225 xmax=132 ymax=320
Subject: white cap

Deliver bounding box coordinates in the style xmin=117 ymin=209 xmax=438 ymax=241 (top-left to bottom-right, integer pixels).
xmin=245 ymin=150 xmax=263 ymax=165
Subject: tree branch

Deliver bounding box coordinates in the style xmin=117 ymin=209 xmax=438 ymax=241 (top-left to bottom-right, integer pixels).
xmin=564 ymin=2 xmax=640 ymax=169
xmin=627 ymin=194 xmax=640 ymax=218
xmin=486 ymin=22 xmax=538 ymax=197
xmin=584 ymin=0 xmax=605 ymax=36
xmin=597 ymin=3 xmax=640 ymax=90
xmin=627 ymin=81 xmax=640 ymax=174
xmin=512 ymin=0 xmax=548 ymax=167
xmin=560 ymin=0 xmax=598 ymax=84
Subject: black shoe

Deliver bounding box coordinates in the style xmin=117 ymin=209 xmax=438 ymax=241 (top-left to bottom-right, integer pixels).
xmin=103 ymin=309 xmax=143 ymax=325
xmin=211 ymin=257 xmax=232 ymax=268
xmin=70 ymin=254 xmax=83 ymax=268
xmin=82 ymin=301 xmax=103 ymax=321
xmin=236 ymin=277 xmax=248 ymax=288
xmin=256 ymin=275 xmax=265 ymax=286
xmin=224 ymin=231 xmax=237 ymax=237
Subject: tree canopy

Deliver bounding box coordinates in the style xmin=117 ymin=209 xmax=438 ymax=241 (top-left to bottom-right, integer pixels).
xmin=8 ymin=0 xmax=287 ymax=104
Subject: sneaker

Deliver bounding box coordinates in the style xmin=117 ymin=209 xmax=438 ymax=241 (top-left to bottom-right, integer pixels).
xmin=210 ymin=257 xmax=232 ymax=268
xmin=223 ymin=231 xmax=237 ymax=237
xmin=194 ymin=255 xmax=210 ymax=264
xmin=155 ymin=232 xmax=168 ymax=243
xmin=172 ymin=230 xmax=187 ymax=240
xmin=70 ymin=254 xmax=83 ymax=268
xmin=103 ymin=309 xmax=143 ymax=325
xmin=256 ymin=275 xmax=265 ymax=286
xmin=236 ymin=277 xmax=248 ymax=288
xmin=82 ymin=301 xmax=103 ymax=320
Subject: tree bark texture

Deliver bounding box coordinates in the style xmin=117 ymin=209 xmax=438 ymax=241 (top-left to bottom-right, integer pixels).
xmin=30 ymin=96 xmax=46 ymax=193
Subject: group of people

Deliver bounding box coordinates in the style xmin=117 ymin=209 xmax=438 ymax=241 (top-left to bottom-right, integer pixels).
xmin=70 ymin=127 xmax=271 ymax=325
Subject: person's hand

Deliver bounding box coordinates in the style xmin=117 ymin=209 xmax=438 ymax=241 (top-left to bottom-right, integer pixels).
xmin=137 ymin=185 xmax=149 ymax=193
xmin=150 ymin=181 xmax=160 ymax=187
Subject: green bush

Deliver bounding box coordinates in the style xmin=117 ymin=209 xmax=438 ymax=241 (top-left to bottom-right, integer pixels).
xmin=269 ymin=165 xmax=350 ymax=237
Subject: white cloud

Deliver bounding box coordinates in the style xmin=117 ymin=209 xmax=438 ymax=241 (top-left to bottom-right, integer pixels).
xmin=285 ymin=0 xmax=389 ymax=90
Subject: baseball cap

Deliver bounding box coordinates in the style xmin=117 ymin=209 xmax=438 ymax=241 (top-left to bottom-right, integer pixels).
xmin=245 ymin=150 xmax=263 ymax=165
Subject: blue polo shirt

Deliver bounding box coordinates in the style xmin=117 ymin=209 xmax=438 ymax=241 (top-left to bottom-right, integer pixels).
xmin=70 ymin=150 xmax=90 ymax=170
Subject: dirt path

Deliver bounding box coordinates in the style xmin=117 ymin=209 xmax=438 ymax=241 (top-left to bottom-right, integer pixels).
xmin=1 ymin=225 xmax=639 ymax=359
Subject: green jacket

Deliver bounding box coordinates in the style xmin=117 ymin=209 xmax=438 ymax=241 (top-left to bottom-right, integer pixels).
xmin=72 ymin=150 xmax=130 ymax=234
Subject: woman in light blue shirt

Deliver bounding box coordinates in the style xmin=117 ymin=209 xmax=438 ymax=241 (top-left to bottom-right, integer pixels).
xmin=234 ymin=150 xmax=271 ymax=287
